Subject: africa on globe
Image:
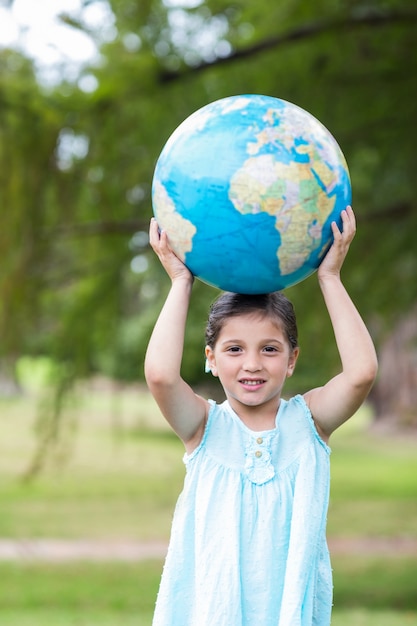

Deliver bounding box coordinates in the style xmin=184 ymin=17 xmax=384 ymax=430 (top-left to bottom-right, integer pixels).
xmin=151 ymin=94 xmax=351 ymax=294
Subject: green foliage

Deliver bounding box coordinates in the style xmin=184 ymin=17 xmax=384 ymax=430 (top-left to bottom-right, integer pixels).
xmin=1 ymin=0 xmax=417 ymax=461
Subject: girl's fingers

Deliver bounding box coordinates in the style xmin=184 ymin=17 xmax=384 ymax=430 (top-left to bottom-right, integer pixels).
xmin=149 ymin=218 xmax=168 ymax=251
xmin=149 ymin=217 xmax=159 ymax=243
xmin=343 ymin=206 xmax=356 ymax=232
xmin=337 ymin=206 xmax=356 ymax=243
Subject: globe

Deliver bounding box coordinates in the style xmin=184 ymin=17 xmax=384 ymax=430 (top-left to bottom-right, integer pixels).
xmin=151 ymin=94 xmax=351 ymax=294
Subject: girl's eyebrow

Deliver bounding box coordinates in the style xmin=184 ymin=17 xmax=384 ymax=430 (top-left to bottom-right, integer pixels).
xmin=220 ymin=338 xmax=285 ymax=346
xmin=220 ymin=339 xmax=244 ymax=345
xmin=262 ymin=339 xmax=286 ymax=348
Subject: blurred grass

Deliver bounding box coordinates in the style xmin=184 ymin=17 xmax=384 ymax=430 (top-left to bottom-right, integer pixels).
xmin=0 ymin=382 xmax=416 ymax=624
xmin=0 ymin=385 xmax=185 ymax=540
xmin=1 ymin=386 xmax=416 ymax=541
xmin=328 ymin=408 xmax=417 ymax=538
xmin=333 ymin=556 xmax=417 ymax=610
xmin=0 ymin=558 xmax=416 ymax=625
xmin=0 ymin=560 xmax=159 ymax=626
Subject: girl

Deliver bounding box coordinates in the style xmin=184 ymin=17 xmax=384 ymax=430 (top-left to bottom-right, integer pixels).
xmin=145 ymin=206 xmax=378 ymax=626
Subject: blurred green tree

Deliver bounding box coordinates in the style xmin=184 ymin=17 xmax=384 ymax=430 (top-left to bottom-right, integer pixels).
xmin=0 ymin=0 xmax=416 ymax=473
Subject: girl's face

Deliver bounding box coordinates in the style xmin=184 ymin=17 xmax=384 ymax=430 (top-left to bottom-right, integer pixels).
xmin=205 ymin=312 xmax=299 ymax=417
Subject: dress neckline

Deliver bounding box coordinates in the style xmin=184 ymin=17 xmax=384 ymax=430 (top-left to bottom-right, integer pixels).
xmin=222 ymin=398 xmax=286 ymax=436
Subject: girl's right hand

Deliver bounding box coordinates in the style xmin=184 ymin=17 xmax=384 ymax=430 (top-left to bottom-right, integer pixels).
xmin=149 ymin=218 xmax=194 ymax=284
xmin=318 ymin=205 xmax=356 ymax=281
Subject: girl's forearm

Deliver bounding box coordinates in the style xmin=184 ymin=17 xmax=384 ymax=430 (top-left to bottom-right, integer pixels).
xmin=319 ymin=274 xmax=378 ymax=387
xmin=145 ymin=278 xmax=193 ymax=387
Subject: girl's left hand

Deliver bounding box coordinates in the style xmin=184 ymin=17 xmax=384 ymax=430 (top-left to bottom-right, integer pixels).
xmin=318 ymin=205 xmax=356 ymax=280
xmin=149 ymin=217 xmax=194 ymax=284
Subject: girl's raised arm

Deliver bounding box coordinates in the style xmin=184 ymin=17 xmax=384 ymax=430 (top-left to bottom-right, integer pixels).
xmin=144 ymin=219 xmax=208 ymax=450
xmin=305 ymin=207 xmax=378 ymax=438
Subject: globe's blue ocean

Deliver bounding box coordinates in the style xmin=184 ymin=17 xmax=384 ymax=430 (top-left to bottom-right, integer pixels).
xmin=152 ymin=95 xmax=351 ymax=293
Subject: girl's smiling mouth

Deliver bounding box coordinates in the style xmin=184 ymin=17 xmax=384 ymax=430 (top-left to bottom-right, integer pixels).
xmin=239 ymin=379 xmax=266 ymax=387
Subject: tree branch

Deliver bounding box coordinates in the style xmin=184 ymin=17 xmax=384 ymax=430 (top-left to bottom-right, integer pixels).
xmin=49 ymin=219 xmax=148 ymax=237
xmin=361 ymin=201 xmax=414 ymax=222
xmin=48 ymin=200 xmax=413 ymax=243
xmin=159 ymin=9 xmax=417 ymax=83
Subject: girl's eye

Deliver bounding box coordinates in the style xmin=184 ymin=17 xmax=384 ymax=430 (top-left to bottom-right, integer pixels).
xmin=263 ymin=346 xmax=278 ymax=353
xmin=227 ymin=346 xmax=242 ymax=353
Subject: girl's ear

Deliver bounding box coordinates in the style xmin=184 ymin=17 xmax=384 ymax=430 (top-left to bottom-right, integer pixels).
xmin=286 ymin=347 xmax=300 ymax=378
xmin=205 ymin=345 xmax=218 ymax=376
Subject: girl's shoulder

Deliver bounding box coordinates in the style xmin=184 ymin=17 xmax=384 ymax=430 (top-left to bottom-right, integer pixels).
xmin=280 ymin=394 xmax=331 ymax=452
xmin=184 ymin=398 xmax=247 ymax=463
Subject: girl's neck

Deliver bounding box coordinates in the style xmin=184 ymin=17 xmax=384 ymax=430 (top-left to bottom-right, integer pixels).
xmin=228 ymin=398 xmax=281 ymax=432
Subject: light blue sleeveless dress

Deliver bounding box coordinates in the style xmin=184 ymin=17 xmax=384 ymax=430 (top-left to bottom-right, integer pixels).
xmin=152 ymin=394 xmax=332 ymax=626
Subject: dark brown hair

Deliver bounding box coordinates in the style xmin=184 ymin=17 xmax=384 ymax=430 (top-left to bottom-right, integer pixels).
xmin=205 ymin=292 xmax=298 ymax=350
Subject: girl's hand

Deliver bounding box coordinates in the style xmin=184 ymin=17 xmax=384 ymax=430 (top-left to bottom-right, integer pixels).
xmin=318 ymin=206 xmax=356 ymax=280
xmin=149 ymin=218 xmax=194 ymax=284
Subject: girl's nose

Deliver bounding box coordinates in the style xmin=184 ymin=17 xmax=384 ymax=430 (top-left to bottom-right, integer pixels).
xmin=243 ymin=354 xmax=262 ymax=372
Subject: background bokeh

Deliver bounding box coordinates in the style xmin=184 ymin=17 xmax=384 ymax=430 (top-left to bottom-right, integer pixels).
xmin=0 ymin=0 xmax=416 ymax=623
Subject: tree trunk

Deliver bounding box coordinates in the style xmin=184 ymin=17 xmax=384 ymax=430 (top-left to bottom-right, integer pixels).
xmin=370 ymin=305 xmax=417 ymax=429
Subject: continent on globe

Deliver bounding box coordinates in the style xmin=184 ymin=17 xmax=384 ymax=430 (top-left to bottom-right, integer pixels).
xmin=151 ymin=94 xmax=351 ymax=294
xmin=229 ymin=155 xmax=336 ymax=275
xmin=152 ymin=180 xmax=196 ymax=258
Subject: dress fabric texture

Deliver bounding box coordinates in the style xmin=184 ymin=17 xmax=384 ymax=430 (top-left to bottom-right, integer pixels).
xmin=152 ymin=394 xmax=332 ymax=626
